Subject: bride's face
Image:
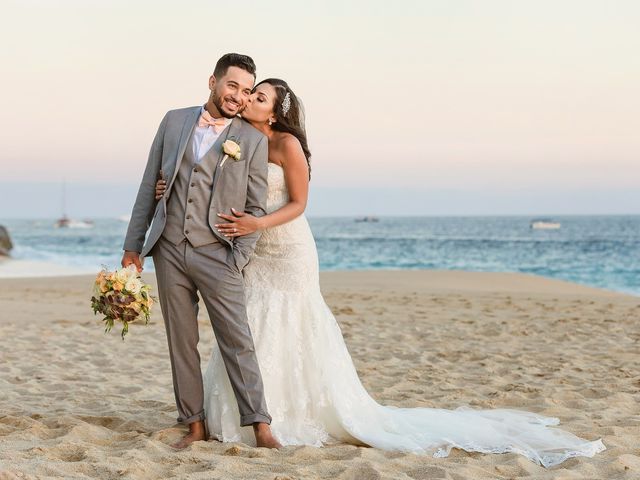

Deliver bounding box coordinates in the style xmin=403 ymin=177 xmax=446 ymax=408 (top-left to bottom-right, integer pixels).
xmin=242 ymin=83 xmax=277 ymax=125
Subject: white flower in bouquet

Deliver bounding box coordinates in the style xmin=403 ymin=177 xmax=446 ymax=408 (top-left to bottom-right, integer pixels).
xmin=125 ymin=277 xmax=143 ymax=295
xmin=115 ymin=266 xmax=132 ymax=284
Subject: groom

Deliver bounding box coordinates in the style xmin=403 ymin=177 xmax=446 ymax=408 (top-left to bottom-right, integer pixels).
xmin=121 ymin=53 xmax=280 ymax=449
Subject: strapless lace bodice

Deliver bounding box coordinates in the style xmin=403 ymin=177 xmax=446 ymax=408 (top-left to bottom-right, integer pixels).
xmin=244 ymin=163 xmax=318 ymax=292
xmin=266 ymin=163 xmax=289 ymax=213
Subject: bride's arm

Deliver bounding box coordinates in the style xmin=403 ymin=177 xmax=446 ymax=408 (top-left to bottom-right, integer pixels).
xmin=215 ymin=135 xmax=309 ymax=237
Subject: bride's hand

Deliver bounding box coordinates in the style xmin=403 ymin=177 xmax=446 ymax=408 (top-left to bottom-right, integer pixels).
xmin=215 ymin=208 xmax=262 ymax=238
xmin=155 ymin=179 xmax=167 ymax=200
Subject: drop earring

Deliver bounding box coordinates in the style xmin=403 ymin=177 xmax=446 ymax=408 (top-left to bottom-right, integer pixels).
xmin=268 ymin=119 xmax=273 ymax=126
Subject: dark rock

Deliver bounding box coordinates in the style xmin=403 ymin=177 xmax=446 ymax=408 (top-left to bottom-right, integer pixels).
xmin=0 ymin=225 xmax=13 ymax=256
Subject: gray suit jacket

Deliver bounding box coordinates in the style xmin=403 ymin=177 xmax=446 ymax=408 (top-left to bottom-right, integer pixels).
xmin=123 ymin=106 xmax=269 ymax=269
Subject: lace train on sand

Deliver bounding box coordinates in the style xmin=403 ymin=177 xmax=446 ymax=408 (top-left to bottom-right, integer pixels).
xmin=203 ymin=163 xmax=605 ymax=467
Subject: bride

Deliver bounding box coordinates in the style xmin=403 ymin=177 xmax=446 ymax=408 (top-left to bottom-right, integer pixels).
xmin=154 ymin=79 xmax=605 ymax=467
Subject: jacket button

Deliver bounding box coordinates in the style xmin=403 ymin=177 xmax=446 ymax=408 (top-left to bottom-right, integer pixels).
xmin=193 ymin=167 xmax=199 ymax=173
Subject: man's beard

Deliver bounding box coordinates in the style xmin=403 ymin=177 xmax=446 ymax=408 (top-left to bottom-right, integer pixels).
xmin=212 ymin=92 xmax=240 ymax=119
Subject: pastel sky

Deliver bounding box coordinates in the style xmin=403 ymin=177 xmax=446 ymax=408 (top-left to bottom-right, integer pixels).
xmin=1 ymin=0 xmax=639 ymax=216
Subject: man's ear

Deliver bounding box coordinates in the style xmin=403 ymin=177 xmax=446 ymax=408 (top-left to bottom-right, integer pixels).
xmin=209 ymin=74 xmax=217 ymax=91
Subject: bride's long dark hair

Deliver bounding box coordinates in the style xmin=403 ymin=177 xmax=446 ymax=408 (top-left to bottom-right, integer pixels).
xmin=255 ymin=78 xmax=312 ymax=179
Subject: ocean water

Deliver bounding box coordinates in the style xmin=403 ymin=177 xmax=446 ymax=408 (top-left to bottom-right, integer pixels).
xmin=1 ymin=215 xmax=639 ymax=296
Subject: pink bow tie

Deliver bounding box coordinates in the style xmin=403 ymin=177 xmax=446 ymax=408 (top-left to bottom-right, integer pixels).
xmin=198 ymin=110 xmax=228 ymax=133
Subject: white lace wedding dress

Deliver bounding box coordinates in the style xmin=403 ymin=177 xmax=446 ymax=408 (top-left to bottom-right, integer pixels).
xmin=203 ymin=163 xmax=605 ymax=467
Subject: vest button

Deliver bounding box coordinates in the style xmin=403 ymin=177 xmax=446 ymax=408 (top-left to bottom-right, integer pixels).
xmin=190 ymin=182 xmax=196 ymax=187
xmin=188 ymin=198 xmax=193 ymax=203
xmin=186 ymin=215 xmax=192 ymax=219
xmin=193 ymin=167 xmax=199 ymax=173
xmin=185 ymin=230 xmax=190 ymax=234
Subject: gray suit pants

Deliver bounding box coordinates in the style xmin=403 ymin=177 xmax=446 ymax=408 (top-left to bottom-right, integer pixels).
xmin=151 ymin=236 xmax=271 ymax=426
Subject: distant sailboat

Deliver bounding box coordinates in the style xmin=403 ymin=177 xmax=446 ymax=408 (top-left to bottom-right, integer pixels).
xmin=54 ymin=181 xmax=94 ymax=229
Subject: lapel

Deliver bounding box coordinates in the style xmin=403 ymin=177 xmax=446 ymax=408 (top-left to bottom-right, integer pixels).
xmin=211 ymin=116 xmax=243 ymax=192
xmin=167 ymin=107 xmax=201 ymax=190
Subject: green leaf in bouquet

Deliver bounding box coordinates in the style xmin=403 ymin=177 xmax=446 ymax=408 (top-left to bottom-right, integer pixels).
xmin=121 ymin=321 xmax=129 ymax=340
xmin=104 ymin=317 xmax=114 ymax=333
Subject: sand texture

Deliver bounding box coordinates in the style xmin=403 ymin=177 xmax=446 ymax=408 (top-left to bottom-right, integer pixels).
xmin=0 ymin=270 xmax=638 ymax=479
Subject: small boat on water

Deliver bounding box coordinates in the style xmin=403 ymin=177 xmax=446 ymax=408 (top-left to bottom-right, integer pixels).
xmin=530 ymin=218 xmax=561 ymax=230
xmin=355 ymin=216 xmax=380 ymax=223
xmin=55 ymin=216 xmax=94 ymax=229
xmin=54 ymin=181 xmax=94 ymax=229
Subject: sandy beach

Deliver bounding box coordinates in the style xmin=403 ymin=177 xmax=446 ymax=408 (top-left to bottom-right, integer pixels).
xmin=0 ymin=258 xmax=92 ymax=279
xmin=0 ymin=270 xmax=638 ymax=479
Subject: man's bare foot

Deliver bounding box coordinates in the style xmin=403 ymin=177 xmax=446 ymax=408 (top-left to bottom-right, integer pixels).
xmin=253 ymin=422 xmax=282 ymax=449
xmin=171 ymin=420 xmax=207 ymax=450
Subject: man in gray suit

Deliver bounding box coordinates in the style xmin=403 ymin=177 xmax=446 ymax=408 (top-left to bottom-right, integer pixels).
xmin=121 ymin=53 xmax=280 ymax=449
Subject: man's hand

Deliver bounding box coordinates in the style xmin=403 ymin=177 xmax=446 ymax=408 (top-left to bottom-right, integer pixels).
xmin=121 ymin=250 xmax=143 ymax=272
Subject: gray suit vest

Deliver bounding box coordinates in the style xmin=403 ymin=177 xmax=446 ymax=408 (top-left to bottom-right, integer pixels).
xmin=162 ymin=133 xmax=220 ymax=247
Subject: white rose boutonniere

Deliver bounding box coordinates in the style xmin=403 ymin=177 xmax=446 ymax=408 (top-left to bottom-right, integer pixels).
xmin=220 ymin=139 xmax=241 ymax=167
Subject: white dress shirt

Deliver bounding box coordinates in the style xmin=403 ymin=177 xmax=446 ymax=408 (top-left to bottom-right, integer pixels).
xmin=192 ymin=106 xmax=233 ymax=163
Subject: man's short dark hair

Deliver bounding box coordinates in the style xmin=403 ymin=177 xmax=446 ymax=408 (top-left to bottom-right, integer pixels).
xmin=213 ymin=53 xmax=256 ymax=79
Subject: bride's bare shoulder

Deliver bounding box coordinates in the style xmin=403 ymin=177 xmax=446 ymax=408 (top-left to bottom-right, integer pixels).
xmin=271 ymin=132 xmax=300 ymax=149
xmin=270 ymin=132 xmax=304 ymax=162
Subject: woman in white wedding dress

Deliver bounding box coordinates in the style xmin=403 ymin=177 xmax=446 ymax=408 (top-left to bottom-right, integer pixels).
xmin=155 ymin=79 xmax=604 ymax=467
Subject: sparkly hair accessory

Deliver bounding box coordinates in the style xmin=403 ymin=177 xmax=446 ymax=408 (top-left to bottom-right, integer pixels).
xmin=281 ymin=91 xmax=291 ymax=117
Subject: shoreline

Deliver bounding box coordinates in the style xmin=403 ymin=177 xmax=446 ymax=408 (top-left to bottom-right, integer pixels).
xmin=0 ymin=257 xmax=633 ymax=298
xmin=320 ymin=269 xmax=630 ymax=298
xmin=0 ymin=257 xmax=94 ymax=278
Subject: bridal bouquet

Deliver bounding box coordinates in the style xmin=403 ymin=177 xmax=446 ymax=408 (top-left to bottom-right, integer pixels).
xmin=90 ymin=265 xmax=154 ymax=339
